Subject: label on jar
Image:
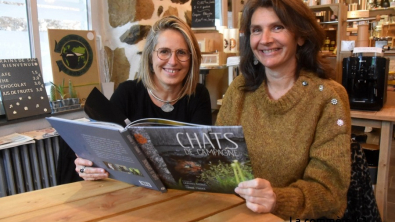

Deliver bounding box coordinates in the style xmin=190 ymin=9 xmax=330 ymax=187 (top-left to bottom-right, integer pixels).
xmin=324 ymin=38 xmax=330 ymax=45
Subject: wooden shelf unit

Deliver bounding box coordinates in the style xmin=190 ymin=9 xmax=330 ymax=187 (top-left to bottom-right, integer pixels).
xmin=310 ymin=3 xmax=348 ymax=83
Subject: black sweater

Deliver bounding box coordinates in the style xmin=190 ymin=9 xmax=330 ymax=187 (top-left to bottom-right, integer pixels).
xmin=111 ymin=79 xmax=212 ymax=125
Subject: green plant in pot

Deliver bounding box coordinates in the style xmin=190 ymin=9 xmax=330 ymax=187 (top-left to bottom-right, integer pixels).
xmin=50 ymin=79 xmax=67 ymax=99
xmin=49 ymin=84 xmax=62 ymax=113
xmin=49 ymin=84 xmax=56 ymax=102
xmin=50 ymin=79 xmax=70 ymax=107
xmin=68 ymin=79 xmax=80 ymax=105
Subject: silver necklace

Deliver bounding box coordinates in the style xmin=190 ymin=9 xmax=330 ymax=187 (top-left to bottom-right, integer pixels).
xmin=148 ymin=89 xmax=181 ymax=112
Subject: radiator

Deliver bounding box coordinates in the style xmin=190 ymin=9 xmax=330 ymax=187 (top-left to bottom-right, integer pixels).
xmin=0 ymin=136 xmax=60 ymax=197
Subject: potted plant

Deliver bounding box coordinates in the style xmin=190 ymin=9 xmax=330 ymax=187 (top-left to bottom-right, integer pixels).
xmin=50 ymin=78 xmax=70 ymax=109
xmin=68 ymin=79 xmax=80 ymax=108
xmin=49 ymin=84 xmax=61 ymax=113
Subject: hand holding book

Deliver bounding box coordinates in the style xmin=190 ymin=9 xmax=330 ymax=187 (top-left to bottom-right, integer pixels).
xmin=75 ymin=156 xmax=109 ymax=181
xmin=48 ymin=88 xmax=253 ymax=193
xmin=47 ymin=115 xmax=253 ymax=193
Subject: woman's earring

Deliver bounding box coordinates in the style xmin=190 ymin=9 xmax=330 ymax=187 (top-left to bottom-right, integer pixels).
xmin=253 ymin=57 xmax=259 ymax=65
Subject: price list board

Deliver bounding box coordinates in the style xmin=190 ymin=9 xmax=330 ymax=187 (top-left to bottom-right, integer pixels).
xmin=191 ymin=0 xmax=216 ymax=30
xmin=0 ymin=58 xmax=51 ymax=120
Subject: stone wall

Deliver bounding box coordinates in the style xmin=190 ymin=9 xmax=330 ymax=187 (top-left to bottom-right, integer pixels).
xmin=100 ymin=0 xmax=192 ymax=88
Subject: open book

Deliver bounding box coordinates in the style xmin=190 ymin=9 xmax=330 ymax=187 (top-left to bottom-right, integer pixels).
xmin=47 ymin=117 xmax=253 ymax=193
xmin=46 ymin=87 xmax=253 ymax=193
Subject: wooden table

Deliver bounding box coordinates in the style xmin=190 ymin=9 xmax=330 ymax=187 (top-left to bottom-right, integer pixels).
xmin=350 ymin=106 xmax=395 ymax=221
xmin=0 ymin=179 xmax=283 ymax=222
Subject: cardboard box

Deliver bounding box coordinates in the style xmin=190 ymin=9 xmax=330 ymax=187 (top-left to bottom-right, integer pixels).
xmin=201 ymin=52 xmax=237 ymax=67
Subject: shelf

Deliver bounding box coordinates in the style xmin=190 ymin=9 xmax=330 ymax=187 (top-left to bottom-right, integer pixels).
xmin=346 ymin=7 xmax=395 ymax=19
xmin=200 ymin=65 xmax=227 ymax=70
xmin=310 ymin=3 xmax=347 ymax=84
xmin=320 ymin=52 xmax=336 ymax=57
xmin=347 ymin=27 xmax=358 ymax=32
xmin=369 ymin=7 xmax=395 ymax=17
xmin=309 ymin=3 xmax=339 ymax=12
xmin=320 ymin=21 xmax=338 ymax=25
xmin=323 ymin=27 xmax=337 ymax=31
xmin=0 ymin=109 xmax=85 ymax=137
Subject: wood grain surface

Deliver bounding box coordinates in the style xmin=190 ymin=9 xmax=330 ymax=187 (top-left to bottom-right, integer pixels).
xmin=0 ymin=179 xmax=283 ymax=221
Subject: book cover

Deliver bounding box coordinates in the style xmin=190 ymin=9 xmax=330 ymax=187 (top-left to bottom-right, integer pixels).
xmin=46 ymin=117 xmax=166 ymax=192
xmin=129 ymin=125 xmax=253 ymax=194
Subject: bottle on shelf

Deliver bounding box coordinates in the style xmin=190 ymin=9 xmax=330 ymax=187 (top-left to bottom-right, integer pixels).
xmin=316 ymin=11 xmax=325 ymax=23
xmin=377 ymin=0 xmax=382 ymax=8
xmin=330 ymin=40 xmax=336 ymax=52
xmin=324 ymin=37 xmax=330 ymax=52
xmin=382 ymin=0 xmax=390 ymax=8
xmin=368 ymin=0 xmax=377 ymax=9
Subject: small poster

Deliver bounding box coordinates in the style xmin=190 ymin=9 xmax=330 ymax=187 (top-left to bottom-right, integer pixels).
xmin=48 ymin=29 xmax=100 ymax=104
xmin=0 ymin=58 xmax=51 ymax=120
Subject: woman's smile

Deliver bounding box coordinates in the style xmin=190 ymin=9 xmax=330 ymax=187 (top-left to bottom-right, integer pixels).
xmin=152 ymin=29 xmax=190 ymax=87
xmin=250 ymin=7 xmax=303 ymax=72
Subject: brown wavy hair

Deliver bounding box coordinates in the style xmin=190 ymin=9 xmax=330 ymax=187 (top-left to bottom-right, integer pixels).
xmin=239 ymin=0 xmax=332 ymax=91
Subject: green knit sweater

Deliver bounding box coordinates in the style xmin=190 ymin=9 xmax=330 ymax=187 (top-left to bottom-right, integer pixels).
xmin=216 ymin=71 xmax=351 ymax=220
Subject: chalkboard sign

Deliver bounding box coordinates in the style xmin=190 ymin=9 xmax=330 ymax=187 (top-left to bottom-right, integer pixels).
xmin=0 ymin=58 xmax=51 ymax=120
xmin=191 ymin=0 xmax=216 ymax=30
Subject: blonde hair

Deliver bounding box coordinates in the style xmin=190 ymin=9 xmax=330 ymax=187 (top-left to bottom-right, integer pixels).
xmin=136 ymin=16 xmax=202 ymax=97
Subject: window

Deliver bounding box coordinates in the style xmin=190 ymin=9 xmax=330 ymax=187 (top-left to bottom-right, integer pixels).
xmin=0 ymin=0 xmax=90 ymax=84
xmin=0 ymin=0 xmax=30 ymax=59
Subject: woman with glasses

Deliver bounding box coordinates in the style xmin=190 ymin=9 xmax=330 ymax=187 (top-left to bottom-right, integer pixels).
xmin=70 ymin=16 xmax=212 ymax=182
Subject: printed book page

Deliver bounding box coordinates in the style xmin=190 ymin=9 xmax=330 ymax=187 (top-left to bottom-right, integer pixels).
xmin=83 ymin=87 xmax=196 ymax=128
xmin=127 ymin=118 xmax=201 ymax=127
xmin=0 ymin=133 xmax=35 ymax=150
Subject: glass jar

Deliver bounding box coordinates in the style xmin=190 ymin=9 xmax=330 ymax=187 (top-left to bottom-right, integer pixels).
xmin=324 ymin=37 xmax=330 ymax=45
xmin=374 ymin=25 xmax=382 ymax=38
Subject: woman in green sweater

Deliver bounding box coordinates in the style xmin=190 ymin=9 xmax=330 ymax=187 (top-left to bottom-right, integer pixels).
xmin=216 ymin=0 xmax=351 ymax=220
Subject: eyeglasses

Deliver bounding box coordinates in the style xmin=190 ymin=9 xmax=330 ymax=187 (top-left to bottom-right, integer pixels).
xmin=154 ymin=48 xmax=191 ymax=62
